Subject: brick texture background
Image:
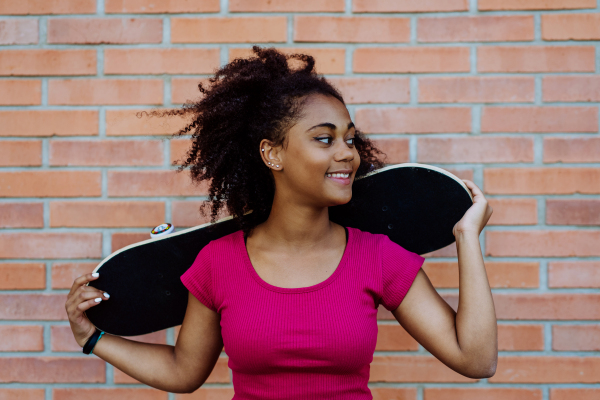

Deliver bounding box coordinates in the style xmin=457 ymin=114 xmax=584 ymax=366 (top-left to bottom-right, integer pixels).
xmin=0 ymin=0 xmax=599 ymax=399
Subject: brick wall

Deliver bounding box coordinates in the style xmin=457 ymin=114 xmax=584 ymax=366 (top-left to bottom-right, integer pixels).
xmin=1 ymin=0 xmax=599 ymax=399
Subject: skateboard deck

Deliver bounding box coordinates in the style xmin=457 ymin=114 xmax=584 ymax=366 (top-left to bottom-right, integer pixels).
xmin=86 ymin=163 xmax=473 ymax=336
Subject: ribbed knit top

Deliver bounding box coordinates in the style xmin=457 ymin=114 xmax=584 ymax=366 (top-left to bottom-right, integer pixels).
xmin=180 ymin=226 xmax=424 ymax=399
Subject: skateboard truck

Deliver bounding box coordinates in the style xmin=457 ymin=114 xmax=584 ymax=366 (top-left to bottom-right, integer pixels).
xmin=150 ymin=223 xmax=175 ymax=238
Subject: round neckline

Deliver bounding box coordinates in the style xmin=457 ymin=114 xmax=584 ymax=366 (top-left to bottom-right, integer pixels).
xmin=239 ymin=227 xmax=353 ymax=294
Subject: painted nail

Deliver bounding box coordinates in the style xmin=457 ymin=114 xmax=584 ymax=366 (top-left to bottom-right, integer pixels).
xmin=94 ymin=298 xmax=102 ymax=303
xmin=92 ymin=272 xmax=99 ymax=278
xmin=104 ymin=292 xmax=110 ymax=298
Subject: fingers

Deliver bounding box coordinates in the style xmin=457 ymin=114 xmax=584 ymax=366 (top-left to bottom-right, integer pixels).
xmin=69 ymin=272 xmax=99 ymax=296
xmin=462 ymin=179 xmax=486 ymax=201
xmin=66 ymin=286 xmax=109 ymax=317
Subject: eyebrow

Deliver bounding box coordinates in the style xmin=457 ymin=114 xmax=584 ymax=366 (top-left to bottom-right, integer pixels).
xmin=307 ymin=121 xmax=355 ymax=132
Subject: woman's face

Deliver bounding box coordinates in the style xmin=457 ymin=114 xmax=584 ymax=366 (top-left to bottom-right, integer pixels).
xmin=262 ymin=93 xmax=361 ymax=208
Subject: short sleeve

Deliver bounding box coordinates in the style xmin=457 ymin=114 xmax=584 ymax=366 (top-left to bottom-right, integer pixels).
xmin=180 ymin=244 xmax=217 ymax=312
xmin=379 ymin=235 xmax=425 ymax=312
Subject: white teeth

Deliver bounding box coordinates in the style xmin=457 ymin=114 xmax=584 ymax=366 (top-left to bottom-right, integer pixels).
xmin=326 ymin=173 xmax=349 ymax=178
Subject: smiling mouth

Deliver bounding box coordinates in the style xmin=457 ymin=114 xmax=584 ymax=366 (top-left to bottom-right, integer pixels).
xmin=325 ymin=172 xmax=350 ymax=178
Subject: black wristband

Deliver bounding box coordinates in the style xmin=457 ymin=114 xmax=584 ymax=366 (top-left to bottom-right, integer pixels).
xmin=82 ymin=329 xmax=104 ymax=354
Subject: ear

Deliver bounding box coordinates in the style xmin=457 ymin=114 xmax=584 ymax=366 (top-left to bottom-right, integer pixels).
xmin=259 ymin=139 xmax=283 ymax=171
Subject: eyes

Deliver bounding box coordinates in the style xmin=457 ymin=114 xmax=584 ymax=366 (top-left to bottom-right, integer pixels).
xmin=315 ymin=136 xmax=355 ymax=146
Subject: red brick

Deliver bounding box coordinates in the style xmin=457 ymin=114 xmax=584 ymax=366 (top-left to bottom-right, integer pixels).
xmin=544 ymin=75 xmax=600 ymax=102
xmin=484 ymin=168 xmax=600 ymax=194
xmin=0 ymin=19 xmax=38 ymax=45
xmin=419 ymin=16 xmax=534 ymax=42
xmin=229 ymin=47 xmax=346 ymax=74
xmin=50 ymin=140 xmax=164 ymax=166
xmin=553 ymin=325 xmax=600 ymax=351
xmin=328 ymin=77 xmax=410 ymax=104
xmin=493 ymin=293 xmax=600 ymax=320
xmin=106 ymin=0 xmax=220 ymax=13
xmin=370 ymin=355 xmax=475 ymax=382
xmin=0 ymin=389 xmax=45 ymax=400
xmin=0 ymin=357 xmax=104 ymax=383
xmin=115 ymin=356 xmax=230 ymax=384
xmin=490 ymin=356 xmax=600 ymax=383
xmin=353 ymin=0 xmax=468 ymax=13
xmin=486 ymin=230 xmax=600 ymax=257
xmin=0 ymin=80 xmax=41 ymax=105
xmin=424 ymin=388 xmax=542 ymax=400
xmin=0 ymin=263 xmax=45 ymax=290
xmin=0 ymin=0 xmax=96 ymax=14
xmin=0 ymin=295 xmax=69 ymax=320
xmin=0 ymin=233 xmax=102 ymax=259
xmin=171 ymin=77 xmax=210 ymax=104
xmin=498 ymin=325 xmax=544 ymax=352
xmin=49 ymin=79 xmax=163 ymax=106
xmin=543 ymin=14 xmax=600 ymax=41
xmin=0 ymin=49 xmax=96 ymax=76
xmin=174 ymin=388 xmax=235 ymax=400
xmin=111 ymin=233 xmax=151 ymax=252
xmin=52 ymin=325 xmax=166 ymax=352
xmin=106 ymin=109 xmax=191 ymax=136
xmin=418 ymin=137 xmax=533 ymax=163
xmin=52 ymin=262 xmax=97 ymax=289
xmin=478 ymin=46 xmax=595 ymax=73
xmin=0 ymin=110 xmax=98 ymax=137
xmin=544 ymin=137 xmax=600 ymax=163
xmin=0 ymin=140 xmax=41 ymax=166
xmin=371 ymin=138 xmax=410 ymax=164
xmin=295 ymin=16 xmax=410 ymax=43
xmin=0 ymin=203 xmax=44 ymax=228
xmin=171 ymin=201 xmax=229 ymax=227
xmin=170 ymin=137 xmax=192 ymax=165
xmin=108 ymin=171 xmax=210 ymax=197
xmin=105 ymin=48 xmax=220 ymax=75
xmin=549 ymin=262 xmax=600 ymax=288
xmin=375 ymin=325 xmax=419 ymax=351
xmin=0 ymin=171 xmax=101 ymax=197
xmin=419 ymin=76 xmax=534 ymax=103
xmin=354 ymin=47 xmax=470 ymax=73
xmin=423 ymin=261 xmax=539 ymax=288
xmin=479 ymin=0 xmax=596 ymax=10
xmin=0 ymin=326 xmax=44 ymax=351
xmin=231 ymin=0 xmax=344 ymax=12
xmin=356 ymin=107 xmax=471 ymax=134
xmin=172 ymin=17 xmax=286 ymax=43
xmin=369 ymin=389 xmax=418 ymax=400
xmin=551 ymin=388 xmax=600 ymax=400
xmin=488 ymin=198 xmax=538 ymax=225
xmin=481 ymin=106 xmax=598 ymax=133
xmin=48 ymin=18 xmax=162 ymax=44
xmin=547 ymin=199 xmax=600 ymax=225
xmin=50 ymin=201 xmax=165 ymax=228
xmin=54 ymin=388 xmax=167 ymax=400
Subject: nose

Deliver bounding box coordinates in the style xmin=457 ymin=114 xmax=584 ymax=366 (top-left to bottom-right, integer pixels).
xmin=333 ymin=139 xmax=355 ymax=162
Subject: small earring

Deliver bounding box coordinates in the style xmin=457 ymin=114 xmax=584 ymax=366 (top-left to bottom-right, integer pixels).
xmin=268 ymin=162 xmax=271 ymax=165
xmin=276 ymin=165 xmax=279 ymax=168
xmin=261 ymin=149 xmax=264 ymax=152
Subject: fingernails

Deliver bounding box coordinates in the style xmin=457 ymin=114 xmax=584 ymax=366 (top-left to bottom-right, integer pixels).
xmin=92 ymin=272 xmax=99 ymax=278
xmin=94 ymin=298 xmax=102 ymax=303
xmin=103 ymin=292 xmax=110 ymax=298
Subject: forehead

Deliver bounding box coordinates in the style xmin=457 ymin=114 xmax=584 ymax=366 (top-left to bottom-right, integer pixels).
xmin=297 ymin=94 xmax=351 ymax=126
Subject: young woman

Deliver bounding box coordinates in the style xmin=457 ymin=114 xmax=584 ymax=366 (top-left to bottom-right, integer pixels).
xmin=66 ymin=46 xmax=497 ymax=398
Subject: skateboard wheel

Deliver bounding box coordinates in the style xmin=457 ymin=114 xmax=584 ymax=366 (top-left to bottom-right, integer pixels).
xmin=150 ymin=223 xmax=175 ymax=238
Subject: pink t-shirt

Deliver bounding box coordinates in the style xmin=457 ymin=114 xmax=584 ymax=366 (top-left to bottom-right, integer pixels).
xmin=180 ymin=226 xmax=424 ymax=399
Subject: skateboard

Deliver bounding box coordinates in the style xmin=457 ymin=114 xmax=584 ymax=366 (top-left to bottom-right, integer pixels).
xmin=86 ymin=163 xmax=473 ymax=336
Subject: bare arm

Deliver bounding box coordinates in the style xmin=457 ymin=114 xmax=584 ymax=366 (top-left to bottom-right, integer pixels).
xmin=392 ymin=179 xmax=497 ymax=379
xmin=66 ymin=278 xmax=223 ymax=394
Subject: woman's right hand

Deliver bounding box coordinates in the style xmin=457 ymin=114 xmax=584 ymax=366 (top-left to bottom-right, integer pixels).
xmin=65 ymin=273 xmax=110 ymax=348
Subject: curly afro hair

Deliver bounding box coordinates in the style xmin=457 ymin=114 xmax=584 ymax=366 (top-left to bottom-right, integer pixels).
xmin=155 ymin=46 xmax=387 ymax=237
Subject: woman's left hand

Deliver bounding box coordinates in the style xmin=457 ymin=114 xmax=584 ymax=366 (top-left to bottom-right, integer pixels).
xmin=453 ymin=180 xmax=493 ymax=237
